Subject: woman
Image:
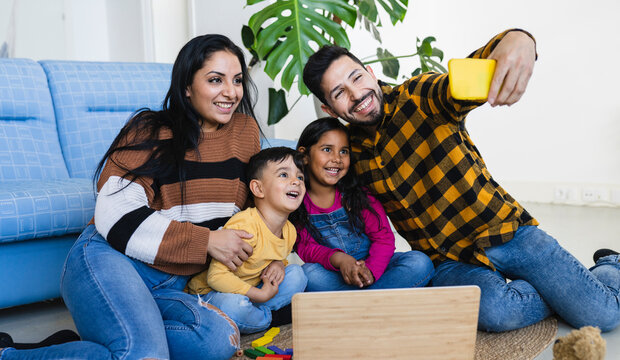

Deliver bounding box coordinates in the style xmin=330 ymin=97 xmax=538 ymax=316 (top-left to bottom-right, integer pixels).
xmin=0 ymin=34 xmax=262 ymax=360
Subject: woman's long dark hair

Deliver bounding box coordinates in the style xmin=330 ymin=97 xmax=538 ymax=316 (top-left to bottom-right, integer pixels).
xmin=93 ymin=34 xmax=259 ymax=202
xmin=290 ymin=117 xmax=378 ymax=243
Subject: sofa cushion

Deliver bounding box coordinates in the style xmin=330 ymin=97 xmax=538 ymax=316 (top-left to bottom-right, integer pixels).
xmin=0 ymin=59 xmax=70 ymax=181
xmin=0 ymin=179 xmax=94 ymax=243
xmin=40 ymin=61 xmax=172 ymax=179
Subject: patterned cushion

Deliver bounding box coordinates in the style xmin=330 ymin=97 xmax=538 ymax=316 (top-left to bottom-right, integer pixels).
xmin=41 ymin=61 xmax=172 ymax=178
xmin=0 ymin=59 xmax=69 ymax=181
xmin=0 ymin=179 xmax=95 ymax=243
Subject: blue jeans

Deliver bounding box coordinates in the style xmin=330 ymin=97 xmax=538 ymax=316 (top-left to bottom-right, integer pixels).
xmin=0 ymin=225 xmax=240 ymax=360
xmin=200 ymin=264 xmax=307 ymax=334
xmin=303 ymin=251 xmax=435 ymax=291
xmin=431 ymin=225 xmax=620 ymax=332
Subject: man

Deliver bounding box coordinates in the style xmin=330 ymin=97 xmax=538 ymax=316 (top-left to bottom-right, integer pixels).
xmin=302 ymin=29 xmax=620 ymax=332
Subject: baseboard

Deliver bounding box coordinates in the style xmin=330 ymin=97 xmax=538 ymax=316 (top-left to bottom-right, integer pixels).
xmin=501 ymin=181 xmax=620 ymax=208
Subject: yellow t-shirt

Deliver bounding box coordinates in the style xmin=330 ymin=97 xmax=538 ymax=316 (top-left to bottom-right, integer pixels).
xmin=186 ymin=207 xmax=295 ymax=295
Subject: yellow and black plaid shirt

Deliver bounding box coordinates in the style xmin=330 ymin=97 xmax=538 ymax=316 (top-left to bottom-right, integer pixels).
xmin=349 ymin=30 xmax=538 ymax=269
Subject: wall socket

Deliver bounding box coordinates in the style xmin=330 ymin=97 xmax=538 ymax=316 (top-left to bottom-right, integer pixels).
xmin=582 ymin=187 xmax=609 ymax=203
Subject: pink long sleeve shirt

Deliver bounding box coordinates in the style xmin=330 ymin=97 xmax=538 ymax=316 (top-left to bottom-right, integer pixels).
xmin=295 ymin=189 xmax=396 ymax=280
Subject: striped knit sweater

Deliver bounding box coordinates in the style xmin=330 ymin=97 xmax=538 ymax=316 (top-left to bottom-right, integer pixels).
xmin=92 ymin=113 xmax=260 ymax=275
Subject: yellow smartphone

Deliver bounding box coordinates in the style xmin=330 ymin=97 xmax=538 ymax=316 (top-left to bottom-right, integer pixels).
xmin=448 ymin=58 xmax=496 ymax=100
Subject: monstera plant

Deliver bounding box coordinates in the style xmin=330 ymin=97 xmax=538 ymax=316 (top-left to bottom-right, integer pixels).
xmin=242 ymin=0 xmax=446 ymax=125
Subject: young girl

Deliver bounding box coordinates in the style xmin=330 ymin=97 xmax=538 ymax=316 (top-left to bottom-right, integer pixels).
xmin=292 ymin=117 xmax=435 ymax=291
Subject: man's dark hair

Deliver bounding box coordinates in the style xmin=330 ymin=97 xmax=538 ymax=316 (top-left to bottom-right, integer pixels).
xmin=246 ymin=146 xmax=304 ymax=182
xmin=303 ymin=45 xmax=366 ymax=105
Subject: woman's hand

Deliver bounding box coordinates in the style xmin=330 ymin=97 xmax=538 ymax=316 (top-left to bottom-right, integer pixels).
xmin=261 ymin=260 xmax=285 ymax=285
xmin=207 ymin=229 xmax=253 ymax=271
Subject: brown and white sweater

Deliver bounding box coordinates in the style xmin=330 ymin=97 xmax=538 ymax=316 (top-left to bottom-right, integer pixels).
xmin=92 ymin=113 xmax=260 ymax=275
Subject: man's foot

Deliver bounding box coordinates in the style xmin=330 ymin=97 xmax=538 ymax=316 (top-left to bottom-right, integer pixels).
xmin=593 ymin=248 xmax=619 ymax=263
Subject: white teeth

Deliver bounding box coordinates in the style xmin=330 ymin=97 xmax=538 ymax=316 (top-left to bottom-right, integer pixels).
xmin=325 ymin=168 xmax=340 ymax=175
xmin=354 ymin=96 xmax=371 ymax=112
xmin=215 ymin=102 xmax=233 ymax=108
xmin=287 ymin=191 xmax=299 ymax=197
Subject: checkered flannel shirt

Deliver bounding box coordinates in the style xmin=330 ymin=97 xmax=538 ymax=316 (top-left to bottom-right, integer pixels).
xmin=349 ymin=29 xmax=538 ymax=269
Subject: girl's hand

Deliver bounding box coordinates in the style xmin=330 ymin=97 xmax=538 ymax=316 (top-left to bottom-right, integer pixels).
xmin=207 ymin=229 xmax=254 ymax=271
xmin=331 ymin=252 xmax=365 ymax=288
xmin=356 ymin=260 xmax=375 ymax=287
xmin=261 ymin=260 xmax=285 ymax=285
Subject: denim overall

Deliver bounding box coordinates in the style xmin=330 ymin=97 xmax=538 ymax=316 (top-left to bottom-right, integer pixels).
xmin=301 ymin=206 xmax=434 ymax=291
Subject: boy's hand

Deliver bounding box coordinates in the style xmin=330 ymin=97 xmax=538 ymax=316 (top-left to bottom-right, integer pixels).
xmin=356 ymin=260 xmax=375 ymax=287
xmin=260 ymin=279 xmax=279 ymax=302
xmin=261 ymin=260 xmax=285 ymax=285
xmin=207 ymin=229 xmax=253 ymax=271
xmin=245 ymin=280 xmax=279 ymax=303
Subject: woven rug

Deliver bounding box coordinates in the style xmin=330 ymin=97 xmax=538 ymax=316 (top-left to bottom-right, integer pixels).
xmin=236 ymin=317 xmax=558 ymax=359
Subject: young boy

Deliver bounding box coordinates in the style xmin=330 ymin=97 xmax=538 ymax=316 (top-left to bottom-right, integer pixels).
xmin=187 ymin=146 xmax=308 ymax=334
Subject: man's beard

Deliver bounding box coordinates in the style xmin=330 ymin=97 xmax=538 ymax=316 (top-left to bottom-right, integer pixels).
xmin=344 ymin=91 xmax=385 ymax=127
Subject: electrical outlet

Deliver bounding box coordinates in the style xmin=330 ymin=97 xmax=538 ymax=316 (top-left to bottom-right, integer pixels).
xmin=554 ymin=187 xmax=570 ymax=202
xmin=582 ymin=187 xmax=608 ymax=202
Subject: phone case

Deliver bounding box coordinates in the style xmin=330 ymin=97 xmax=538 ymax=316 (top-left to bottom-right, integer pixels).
xmin=448 ymin=59 xmax=496 ymax=100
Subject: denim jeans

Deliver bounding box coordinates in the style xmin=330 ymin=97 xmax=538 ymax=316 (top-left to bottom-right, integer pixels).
xmin=303 ymin=206 xmax=434 ymax=291
xmin=0 ymin=225 xmax=240 ymax=360
xmin=200 ymin=264 xmax=307 ymax=334
xmin=303 ymin=251 xmax=434 ymax=291
xmin=431 ymin=225 xmax=620 ymax=332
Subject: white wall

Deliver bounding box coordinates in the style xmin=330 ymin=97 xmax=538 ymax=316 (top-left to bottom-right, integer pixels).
xmin=1 ymin=0 xmax=618 ymax=206
xmin=359 ymin=0 xmax=620 ymax=206
xmin=219 ymin=0 xmax=620 ymax=207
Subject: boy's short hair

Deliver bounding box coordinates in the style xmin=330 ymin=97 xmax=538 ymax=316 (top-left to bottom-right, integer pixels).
xmin=246 ymin=146 xmax=304 ymax=182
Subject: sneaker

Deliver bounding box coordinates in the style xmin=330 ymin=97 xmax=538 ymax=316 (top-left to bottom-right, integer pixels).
xmin=593 ymin=248 xmax=619 ymax=263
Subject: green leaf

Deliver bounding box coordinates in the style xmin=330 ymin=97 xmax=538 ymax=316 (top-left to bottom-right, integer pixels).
xmin=411 ymin=68 xmax=422 ymax=76
xmin=268 ymin=88 xmax=289 ymax=125
xmin=431 ymin=47 xmax=444 ymax=61
xmin=376 ymin=47 xmax=399 ymax=79
xmin=247 ymin=0 xmax=357 ymax=94
xmin=376 ymin=0 xmax=408 ymax=25
xmin=424 ymin=57 xmax=447 ymax=73
xmin=241 ymin=25 xmax=254 ymax=50
xmin=358 ymin=0 xmax=379 ymax=23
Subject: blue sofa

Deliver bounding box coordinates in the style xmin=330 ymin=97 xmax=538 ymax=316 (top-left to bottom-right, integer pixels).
xmin=0 ymin=58 xmax=173 ymax=309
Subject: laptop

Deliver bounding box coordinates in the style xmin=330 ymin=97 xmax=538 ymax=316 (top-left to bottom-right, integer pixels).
xmin=291 ymin=285 xmax=480 ymax=360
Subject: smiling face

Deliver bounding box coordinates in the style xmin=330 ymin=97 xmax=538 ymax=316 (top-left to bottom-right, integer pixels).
xmin=301 ymin=129 xmax=350 ymax=191
xmin=319 ymin=56 xmax=385 ymax=127
xmin=185 ymin=50 xmax=243 ymax=132
xmin=252 ymin=156 xmax=306 ymax=214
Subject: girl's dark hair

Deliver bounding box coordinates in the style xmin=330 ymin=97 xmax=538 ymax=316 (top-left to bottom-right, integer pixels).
xmin=93 ymin=34 xmax=259 ymax=202
xmin=290 ymin=117 xmax=378 ymax=243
